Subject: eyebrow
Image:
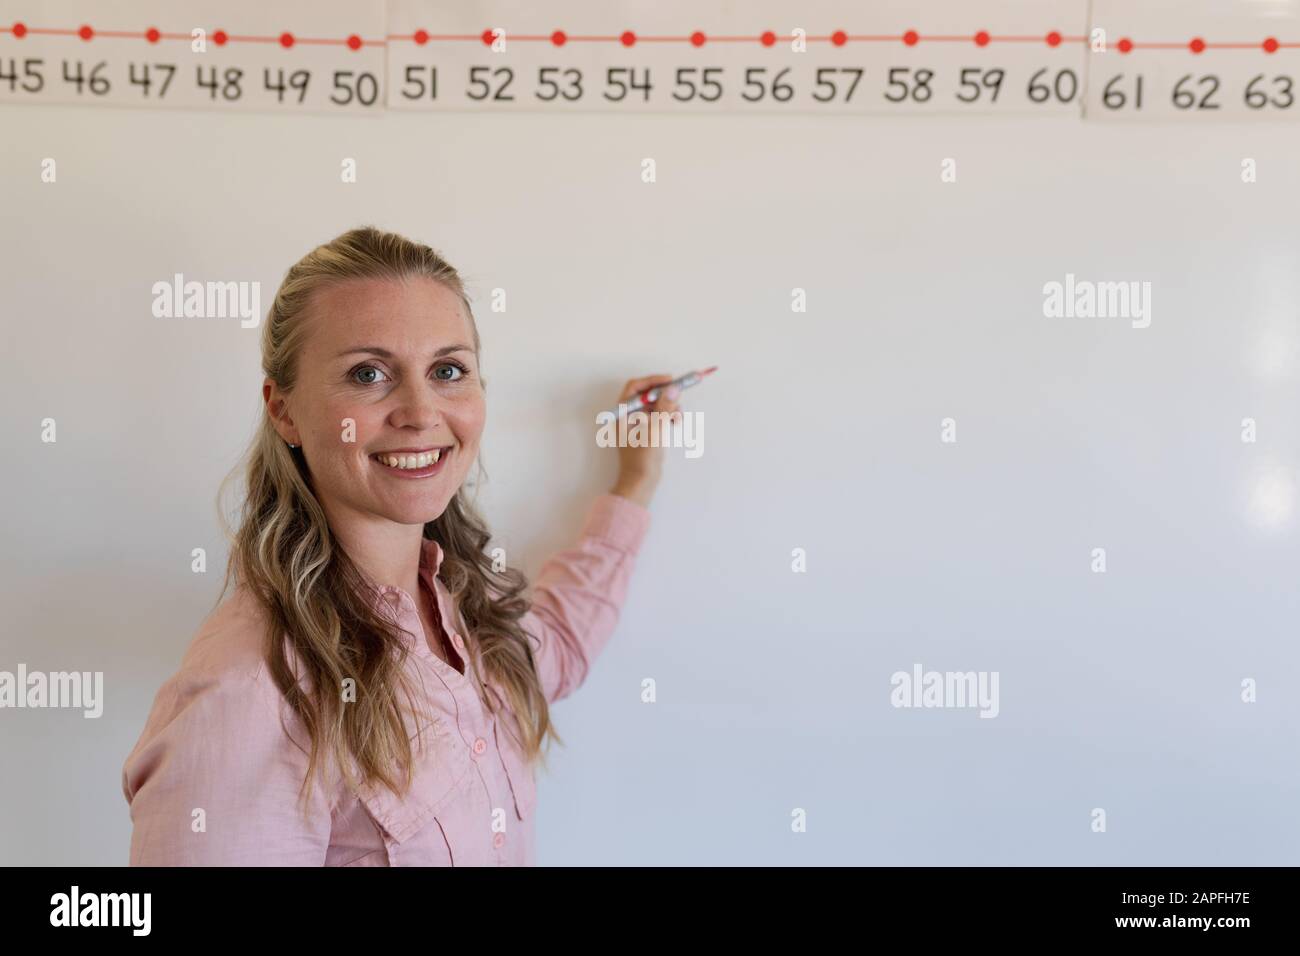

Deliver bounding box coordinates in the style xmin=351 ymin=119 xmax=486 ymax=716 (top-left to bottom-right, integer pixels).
xmin=335 ymin=345 xmax=474 ymax=360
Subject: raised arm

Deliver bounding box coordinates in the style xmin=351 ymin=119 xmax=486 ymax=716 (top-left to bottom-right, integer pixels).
xmin=520 ymin=372 xmax=678 ymax=702
xmin=522 ymin=493 xmax=652 ymax=704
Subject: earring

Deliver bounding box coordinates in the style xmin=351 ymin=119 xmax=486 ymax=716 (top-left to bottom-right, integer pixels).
xmin=288 ymin=442 xmax=299 ymax=449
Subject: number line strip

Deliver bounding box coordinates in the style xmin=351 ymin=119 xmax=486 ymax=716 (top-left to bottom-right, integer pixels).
xmin=3 ymin=23 xmax=1297 ymax=55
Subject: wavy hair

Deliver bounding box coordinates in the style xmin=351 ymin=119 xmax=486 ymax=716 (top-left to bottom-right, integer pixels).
xmin=215 ymin=226 xmax=557 ymax=815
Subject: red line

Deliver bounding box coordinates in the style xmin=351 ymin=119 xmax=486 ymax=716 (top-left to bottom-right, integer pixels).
xmin=384 ymin=31 xmax=1295 ymax=51
xmin=233 ymin=34 xmax=377 ymax=46
xmin=2 ymin=24 xmax=1298 ymax=52
xmin=463 ymin=33 xmax=819 ymax=43
xmin=1126 ymin=39 xmax=1282 ymax=50
xmin=387 ymin=34 xmax=482 ymax=41
xmin=2 ymin=24 xmax=383 ymax=46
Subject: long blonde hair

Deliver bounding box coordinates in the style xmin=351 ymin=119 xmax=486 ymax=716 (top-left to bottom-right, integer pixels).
xmin=215 ymin=226 xmax=557 ymax=814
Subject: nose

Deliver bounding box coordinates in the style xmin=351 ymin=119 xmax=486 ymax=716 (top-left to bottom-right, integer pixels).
xmin=388 ymin=375 xmax=446 ymax=432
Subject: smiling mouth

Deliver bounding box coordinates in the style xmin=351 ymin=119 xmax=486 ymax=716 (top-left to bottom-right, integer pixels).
xmin=370 ymin=447 xmax=452 ymax=472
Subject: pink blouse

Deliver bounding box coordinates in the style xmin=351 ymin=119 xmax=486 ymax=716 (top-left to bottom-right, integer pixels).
xmin=121 ymin=493 xmax=651 ymax=866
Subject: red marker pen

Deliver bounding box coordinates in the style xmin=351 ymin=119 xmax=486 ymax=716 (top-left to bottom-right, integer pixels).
xmin=615 ymin=366 xmax=718 ymax=416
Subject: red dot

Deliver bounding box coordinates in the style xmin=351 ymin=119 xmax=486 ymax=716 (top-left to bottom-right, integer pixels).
xmin=78 ymin=25 xmax=93 ymax=41
xmin=480 ymin=29 xmax=494 ymax=46
xmin=1046 ymin=31 xmax=1062 ymax=47
xmin=903 ymin=30 xmax=919 ymax=46
xmin=414 ymin=29 xmax=428 ymax=45
xmin=279 ymin=32 xmax=294 ymax=48
xmin=551 ymin=30 xmax=566 ymax=47
xmin=347 ymin=35 xmax=361 ymax=51
xmin=761 ymin=31 xmax=776 ymax=47
xmin=1189 ymin=37 xmax=1205 ymax=54
xmin=690 ymin=31 xmax=705 ymax=47
xmin=620 ymin=31 xmax=635 ymax=47
xmin=1117 ymin=37 xmax=1133 ymax=53
xmin=13 ymin=22 xmax=26 ymax=39
xmin=213 ymin=29 xmax=228 ymax=46
xmin=832 ymin=30 xmax=847 ymax=46
xmin=975 ymin=31 xmax=990 ymax=47
xmin=146 ymin=27 xmax=160 ymax=43
xmin=1264 ymin=37 xmax=1279 ymax=53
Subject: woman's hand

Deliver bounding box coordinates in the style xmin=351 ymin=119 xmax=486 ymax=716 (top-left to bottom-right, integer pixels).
xmin=609 ymin=374 xmax=682 ymax=508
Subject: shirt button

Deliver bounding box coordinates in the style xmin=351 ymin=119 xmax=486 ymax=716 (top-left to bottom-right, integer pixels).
xmin=493 ymin=832 xmax=505 ymax=848
xmin=452 ymin=633 xmax=465 ymax=651
xmin=472 ymin=737 xmax=487 ymax=755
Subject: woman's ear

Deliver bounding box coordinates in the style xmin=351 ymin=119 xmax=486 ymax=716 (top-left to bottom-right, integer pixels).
xmin=263 ymin=378 xmax=301 ymax=445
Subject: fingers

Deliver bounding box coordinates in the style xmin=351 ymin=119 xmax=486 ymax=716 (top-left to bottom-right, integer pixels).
xmin=620 ymin=374 xmax=674 ymax=402
xmin=647 ymin=391 xmax=682 ymax=423
xmin=617 ymin=374 xmax=683 ymax=424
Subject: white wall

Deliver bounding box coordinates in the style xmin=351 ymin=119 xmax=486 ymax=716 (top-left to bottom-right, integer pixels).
xmin=1 ymin=98 xmax=1297 ymax=865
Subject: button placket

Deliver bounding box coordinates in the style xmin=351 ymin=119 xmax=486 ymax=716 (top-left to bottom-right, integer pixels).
xmin=403 ymin=575 xmax=467 ymax=680
xmin=386 ymin=579 xmax=460 ymax=677
xmin=406 ymin=574 xmax=497 ymax=761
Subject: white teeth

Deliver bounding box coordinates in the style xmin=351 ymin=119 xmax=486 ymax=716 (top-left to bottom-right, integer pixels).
xmin=376 ymin=449 xmax=443 ymax=470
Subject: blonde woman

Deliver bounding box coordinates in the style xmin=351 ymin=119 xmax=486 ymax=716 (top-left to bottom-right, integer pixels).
xmin=121 ymin=226 xmax=680 ymax=865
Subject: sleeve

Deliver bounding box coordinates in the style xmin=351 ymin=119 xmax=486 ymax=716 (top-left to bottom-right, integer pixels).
xmin=522 ymin=492 xmax=653 ymax=704
xmin=121 ymin=665 xmax=333 ymax=866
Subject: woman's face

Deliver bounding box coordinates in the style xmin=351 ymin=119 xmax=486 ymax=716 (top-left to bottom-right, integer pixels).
xmin=267 ymin=275 xmax=486 ymax=530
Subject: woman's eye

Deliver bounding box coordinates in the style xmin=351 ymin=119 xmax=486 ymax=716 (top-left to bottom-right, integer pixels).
xmin=352 ymin=362 xmax=467 ymax=386
xmin=434 ymin=363 xmax=466 ymax=382
xmin=352 ymin=365 xmax=388 ymax=385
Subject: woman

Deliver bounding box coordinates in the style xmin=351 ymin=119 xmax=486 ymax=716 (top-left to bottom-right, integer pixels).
xmin=121 ymin=226 xmax=680 ymax=865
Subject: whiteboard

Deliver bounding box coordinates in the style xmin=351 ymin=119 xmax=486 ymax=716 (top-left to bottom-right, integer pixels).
xmin=0 ymin=0 xmax=1297 ymax=866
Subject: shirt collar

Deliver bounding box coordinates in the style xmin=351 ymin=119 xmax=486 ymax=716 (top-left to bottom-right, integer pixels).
xmin=370 ymin=535 xmax=446 ymax=617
